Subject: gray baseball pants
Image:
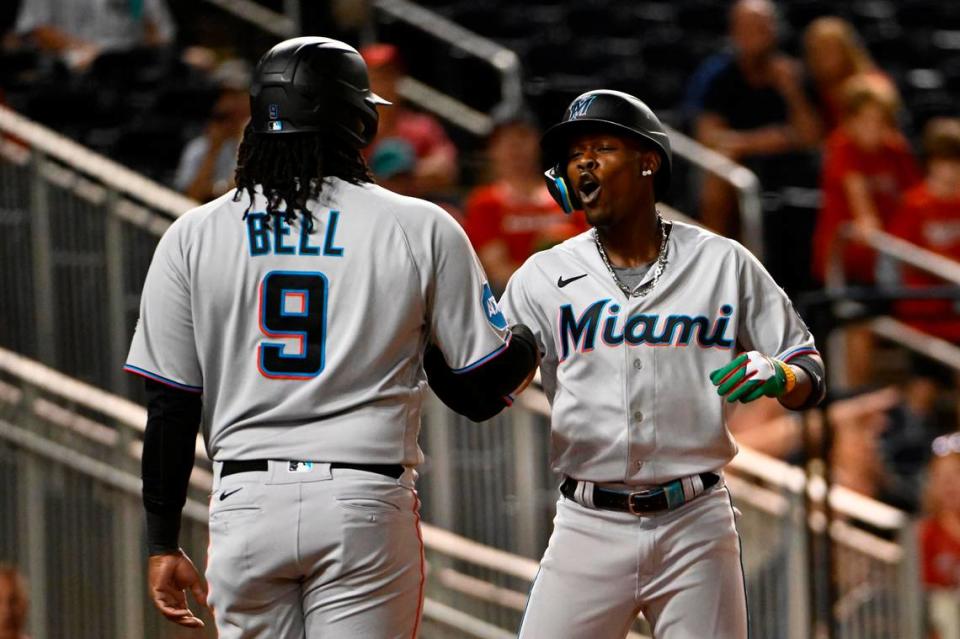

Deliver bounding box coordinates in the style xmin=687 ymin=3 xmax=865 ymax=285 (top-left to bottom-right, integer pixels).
xmin=205 ymin=461 xmax=424 ymax=638
xmin=518 ymin=483 xmax=748 ymax=639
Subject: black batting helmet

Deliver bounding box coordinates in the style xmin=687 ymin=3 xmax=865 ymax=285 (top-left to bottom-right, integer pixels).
xmin=541 ymin=90 xmax=672 ymax=212
xmin=249 ymin=37 xmax=390 ymax=147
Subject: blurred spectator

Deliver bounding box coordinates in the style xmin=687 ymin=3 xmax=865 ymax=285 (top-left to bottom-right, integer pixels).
xmin=813 ymin=76 xmax=920 ymax=284
xmin=829 ymin=387 xmax=899 ymax=499
xmin=803 ymin=17 xmax=893 ymax=134
xmin=0 ymin=564 xmax=28 ymax=639
xmin=173 ymin=60 xmax=250 ymax=201
xmin=920 ymin=439 xmax=960 ymax=589
xmin=692 ymin=0 xmax=821 ymax=237
xmin=889 ymin=118 xmax=960 ymax=342
xmin=13 ymin=0 xmax=175 ymax=72
xmin=880 ymin=356 xmax=947 ymax=512
xmin=464 ymin=111 xmax=587 ymax=293
xmin=813 ymin=74 xmax=920 ymax=283
xmin=361 ymin=43 xmax=458 ymax=197
xmin=726 ymin=386 xmax=899 ymax=471
xmin=368 ymin=137 xmax=417 ymax=196
xmin=812 ymin=75 xmax=920 ymax=387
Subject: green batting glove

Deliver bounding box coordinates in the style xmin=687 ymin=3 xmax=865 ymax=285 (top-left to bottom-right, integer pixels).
xmin=708 ymin=352 xmax=795 ymax=403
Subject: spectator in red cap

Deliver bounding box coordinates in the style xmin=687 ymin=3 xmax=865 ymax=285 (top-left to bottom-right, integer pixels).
xmin=361 ymin=43 xmax=458 ymax=197
xmin=465 ymin=110 xmax=588 ymax=293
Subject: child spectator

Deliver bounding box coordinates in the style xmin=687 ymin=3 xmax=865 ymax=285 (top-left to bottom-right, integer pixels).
xmin=920 ymin=439 xmax=960 ymax=590
xmin=803 ymin=17 xmax=893 ymax=133
xmin=889 ymin=118 xmax=960 ymax=342
xmin=812 ymin=74 xmax=920 ymax=387
xmin=464 ymin=111 xmax=587 ymax=293
xmin=813 ymin=74 xmax=920 ymax=283
xmin=0 ymin=564 xmax=28 ymax=639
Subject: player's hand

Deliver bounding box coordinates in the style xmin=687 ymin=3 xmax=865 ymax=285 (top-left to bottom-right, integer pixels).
xmin=148 ymin=549 xmax=210 ymax=628
xmin=709 ymin=352 xmax=796 ymax=403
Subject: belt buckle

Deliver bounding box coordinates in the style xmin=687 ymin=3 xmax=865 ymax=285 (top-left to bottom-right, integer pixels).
xmin=627 ymin=488 xmax=655 ymax=515
xmin=627 ymin=486 xmax=665 ymax=515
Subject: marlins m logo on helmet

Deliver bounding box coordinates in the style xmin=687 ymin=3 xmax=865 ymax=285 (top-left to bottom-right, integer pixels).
xmin=568 ymin=95 xmax=597 ymax=120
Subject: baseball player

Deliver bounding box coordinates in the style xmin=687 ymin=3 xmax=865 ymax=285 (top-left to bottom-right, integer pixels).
xmin=124 ymin=37 xmax=538 ymax=638
xmin=501 ymin=90 xmax=826 ymax=638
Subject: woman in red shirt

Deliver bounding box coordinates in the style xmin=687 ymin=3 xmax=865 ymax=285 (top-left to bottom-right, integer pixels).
xmin=803 ymin=17 xmax=893 ymax=133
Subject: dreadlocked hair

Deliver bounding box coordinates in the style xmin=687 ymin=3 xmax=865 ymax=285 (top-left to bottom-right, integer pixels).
xmin=233 ymin=124 xmax=373 ymax=229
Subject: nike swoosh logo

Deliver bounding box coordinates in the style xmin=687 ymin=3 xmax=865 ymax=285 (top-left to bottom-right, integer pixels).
xmin=220 ymin=488 xmax=243 ymax=502
xmin=557 ymin=274 xmax=588 ymax=288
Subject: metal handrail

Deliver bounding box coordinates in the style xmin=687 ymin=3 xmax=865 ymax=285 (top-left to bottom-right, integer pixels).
xmin=373 ymin=0 xmax=523 ymax=129
xmin=825 ymin=224 xmax=960 ymax=377
xmin=828 ymin=224 xmax=960 ymax=289
xmin=202 ymin=0 xmax=295 ymax=38
xmin=0 ymin=105 xmax=197 ymax=219
xmin=664 ymin=124 xmax=765 ymax=259
xmin=0 ymin=343 xmax=906 ymax=537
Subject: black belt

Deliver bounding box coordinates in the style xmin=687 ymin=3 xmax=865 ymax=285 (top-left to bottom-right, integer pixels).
xmin=221 ymin=460 xmax=405 ymax=480
xmin=561 ymin=472 xmax=720 ymax=514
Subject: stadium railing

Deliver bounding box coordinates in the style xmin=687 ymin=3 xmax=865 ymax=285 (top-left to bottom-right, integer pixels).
xmin=0 ymin=104 xmax=190 ymax=398
xmin=826 ymin=225 xmax=960 ymax=378
xmin=0 ymin=346 xmax=610 ymax=639
xmin=0 ymin=100 xmax=928 ymax=638
xmin=0 ymin=339 xmax=924 ymax=639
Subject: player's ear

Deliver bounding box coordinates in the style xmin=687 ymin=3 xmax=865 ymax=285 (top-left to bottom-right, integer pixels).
xmin=637 ymin=150 xmax=661 ymax=177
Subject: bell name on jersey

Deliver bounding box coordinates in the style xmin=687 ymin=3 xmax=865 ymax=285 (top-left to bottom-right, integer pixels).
xmin=246 ymin=210 xmax=345 ymax=257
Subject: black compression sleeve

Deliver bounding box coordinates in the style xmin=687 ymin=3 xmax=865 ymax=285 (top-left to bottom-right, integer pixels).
xmin=789 ymin=354 xmax=826 ymax=410
xmin=425 ymin=324 xmax=539 ymax=422
xmin=142 ymin=379 xmax=202 ymax=555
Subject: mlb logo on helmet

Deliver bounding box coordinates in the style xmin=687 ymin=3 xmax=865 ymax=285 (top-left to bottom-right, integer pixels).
xmin=569 ymin=95 xmax=597 ymax=120
xmin=268 ymin=121 xmax=283 ymax=131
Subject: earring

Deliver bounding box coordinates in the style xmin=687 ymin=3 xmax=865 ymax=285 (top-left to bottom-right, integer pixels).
xmin=641 ymin=169 xmax=653 ymax=176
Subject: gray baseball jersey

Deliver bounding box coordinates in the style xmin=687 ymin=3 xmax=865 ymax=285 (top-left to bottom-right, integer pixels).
xmin=125 ymin=177 xmax=510 ymax=465
xmin=501 ymin=220 xmax=819 ymax=484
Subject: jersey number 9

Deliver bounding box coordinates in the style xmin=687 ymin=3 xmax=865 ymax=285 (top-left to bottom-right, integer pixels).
xmin=258 ymin=271 xmax=327 ymax=379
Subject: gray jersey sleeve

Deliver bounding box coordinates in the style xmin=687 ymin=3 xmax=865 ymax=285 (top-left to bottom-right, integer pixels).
xmin=422 ymin=210 xmax=510 ymax=370
xmin=125 ymin=220 xmax=202 ymax=392
xmin=736 ymin=245 xmax=819 ymax=363
xmin=501 ymin=262 xmax=550 ymax=357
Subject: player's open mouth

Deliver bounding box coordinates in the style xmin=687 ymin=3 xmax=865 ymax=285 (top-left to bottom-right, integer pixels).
xmin=578 ymin=174 xmax=601 ymax=206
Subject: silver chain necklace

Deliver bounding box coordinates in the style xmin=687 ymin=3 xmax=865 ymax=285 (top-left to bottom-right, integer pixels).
xmin=593 ymin=214 xmax=671 ymax=298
